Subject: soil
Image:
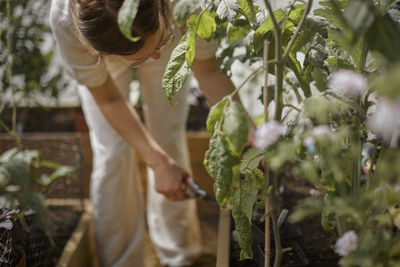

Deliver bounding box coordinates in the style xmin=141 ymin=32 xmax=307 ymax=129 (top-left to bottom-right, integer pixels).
xmin=45 ymin=205 xmax=83 ymax=266
xmin=230 ymin=176 xmax=340 ymax=267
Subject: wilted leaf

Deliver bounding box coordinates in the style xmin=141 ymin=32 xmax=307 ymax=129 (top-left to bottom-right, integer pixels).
xmin=206 ymin=97 xmax=229 ymax=134
xmin=162 ymin=35 xmax=191 ymax=102
xmin=232 ymin=172 xmax=258 ymax=259
xmin=217 ymin=0 xmax=240 ymax=22
xmin=204 ymin=128 xmax=240 ymax=205
xmin=222 ymin=101 xmax=248 ymax=155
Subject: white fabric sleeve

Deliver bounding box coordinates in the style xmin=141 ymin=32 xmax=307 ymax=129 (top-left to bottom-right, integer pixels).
xmin=194 ymin=35 xmax=218 ymax=60
xmin=49 ymin=2 xmax=108 ymax=88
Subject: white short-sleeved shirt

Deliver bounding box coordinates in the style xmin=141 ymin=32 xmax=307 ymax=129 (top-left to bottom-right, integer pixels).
xmin=49 ymin=0 xmax=218 ymax=88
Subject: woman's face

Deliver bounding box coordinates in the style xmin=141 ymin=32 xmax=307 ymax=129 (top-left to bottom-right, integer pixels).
xmin=123 ymin=12 xmax=173 ymax=66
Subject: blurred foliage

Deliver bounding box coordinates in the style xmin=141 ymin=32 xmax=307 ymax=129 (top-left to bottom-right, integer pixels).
xmin=0 ymin=148 xmax=75 ymax=232
xmin=128 ymin=0 xmax=400 ymax=264
xmin=0 ymin=0 xmax=64 ymax=103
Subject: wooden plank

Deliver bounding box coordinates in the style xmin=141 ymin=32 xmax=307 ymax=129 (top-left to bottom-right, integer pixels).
xmin=216 ymin=210 xmax=231 ymax=267
xmin=56 ymin=200 xmax=98 ymax=267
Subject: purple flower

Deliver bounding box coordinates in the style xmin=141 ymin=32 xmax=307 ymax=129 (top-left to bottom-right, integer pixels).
xmin=254 ymin=121 xmax=284 ymax=149
xmin=368 ymin=98 xmax=400 ymax=145
xmin=335 ymin=231 xmax=358 ymax=256
xmin=329 ymin=70 xmax=368 ymax=97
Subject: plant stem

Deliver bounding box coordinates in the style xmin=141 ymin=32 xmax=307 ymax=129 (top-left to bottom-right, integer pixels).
xmin=351 ymin=116 xmax=361 ymax=194
xmin=283 ymin=104 xmax=301 ymax=112
xmin=263 ymin=0 xmax=281 ymax=35
xmin=282 ymin=0 xmax=313 ymax=61
xmin=6 ymin=0 xmax=21 ymax=150
xmin=356 ymin=38 xmax=368 ymax=73
xmin=263 ymin=40 xmax=272 ymax=267
xmin=230 ymin=65 xmax=264 ymax=98
xmin=271 ymin=209 xmax=283 ymax=267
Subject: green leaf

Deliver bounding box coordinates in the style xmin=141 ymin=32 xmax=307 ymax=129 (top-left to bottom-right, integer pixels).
xmin=254 ymin=168 xmax=266 ymax=209
xmin=0 ymin=148 xmax=18 ymax=164
xmin=314 ymin=8 xmax=346 ymax=29
xmin=173 ymin=0 xmax=201 ymax=27
xmin=240 ymin=148 xmax=264 ymax=172
xmin=289 ymin=29 xmax=313 ymax=54
xmin=232 ymin=172 xmax=258 ymax=259
xmin=288 ymin=4 xmax=306 ymax=25
xmin=197 ymin=11 xmax=216 ymax=41
xmin=222 ymin=101 xmax=249 ymax=155
xmin=321 ymin=194 xmax=335 ymax=231
xmin=254 ymin=9 xmax=285 ymax=52
xmin=326 ymin=57 xmax=356 ymax=70
xmin=228 ymin=24 xmax=250 ymax=44
xmin=343 ymin=0 xmax=375 ymax=41
xmin=311 ymin=68 xmax=328 ymax=92
xmin=366 ymin=14 xmax=400 ymax=62
xmin=0 ymin=158 xmax=31 ymax=192
xmin=206 ymin=97 xmax=229 ymax=134
xmin=17 ymin=191 xmax=46 ymax=213
xmin=237 ymin=0 xmax=256 ymax=23
xmin=287 ymin=53 xmax=312 ymax=97
xmin=186 ymin=15 xmax=199 ymax=67
xmin=117 ymin=0 xmax=141 ymax=42
xmin=204 ymin=128 xmax=240 ymax=206
xmin=162 ymin=35 xmax=191 ymax=102
xmin=38 ymin=166 xmax=76 ymax=187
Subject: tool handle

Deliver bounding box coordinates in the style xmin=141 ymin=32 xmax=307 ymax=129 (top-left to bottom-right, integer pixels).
xmin=183 ymin=176 xmax=206 ymax=199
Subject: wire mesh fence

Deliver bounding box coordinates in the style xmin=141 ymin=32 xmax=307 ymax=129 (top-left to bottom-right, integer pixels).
xmin=0 ymin=133 xmax=89 ymax=266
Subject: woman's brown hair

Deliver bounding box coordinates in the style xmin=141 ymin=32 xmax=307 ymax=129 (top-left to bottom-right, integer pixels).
xmin=71 ymin=0 xmax=168 ymax=55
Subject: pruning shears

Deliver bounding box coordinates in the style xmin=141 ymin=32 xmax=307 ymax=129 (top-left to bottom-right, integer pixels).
xmin=183 ymin=176 xmax=217 ymax=206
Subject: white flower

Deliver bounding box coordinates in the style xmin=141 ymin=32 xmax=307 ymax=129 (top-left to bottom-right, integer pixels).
xmin=368 ymin=98 xmax=400 ymax=145
xmin=312 ymin=125 xmax=334 ymax=138
xmin=335 ymin=231 xmax=358 ymax=256
xmin=303 ymin=136 xmax=315 ymax=147
xmin=254 ymin=121 xmax=284 ymax=149
xmin=329 ymin=70 xmax=368 ymax=97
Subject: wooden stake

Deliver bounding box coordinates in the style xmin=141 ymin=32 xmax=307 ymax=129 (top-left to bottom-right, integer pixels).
xmin=263 ymin=40 xmax=271 ymax=267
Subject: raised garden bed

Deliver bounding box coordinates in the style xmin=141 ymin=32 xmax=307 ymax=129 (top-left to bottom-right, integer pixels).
xmin=216 ymin=176 xmax=340 ymax=267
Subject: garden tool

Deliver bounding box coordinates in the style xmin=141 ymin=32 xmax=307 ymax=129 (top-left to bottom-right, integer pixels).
xmin=183 ymin=176 xmax=218 ymax=206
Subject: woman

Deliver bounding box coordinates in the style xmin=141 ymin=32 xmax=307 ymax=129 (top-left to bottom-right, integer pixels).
xmin=50 ymin=0 xmax=239 ymax=266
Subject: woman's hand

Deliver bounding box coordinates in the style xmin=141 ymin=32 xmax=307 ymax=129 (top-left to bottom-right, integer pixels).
xmin=151 ymin=155 xmax=189 ymax=201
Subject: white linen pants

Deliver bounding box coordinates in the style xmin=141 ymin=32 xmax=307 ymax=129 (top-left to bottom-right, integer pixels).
xmin=78 ymin=36 xmax=202 ymax=267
